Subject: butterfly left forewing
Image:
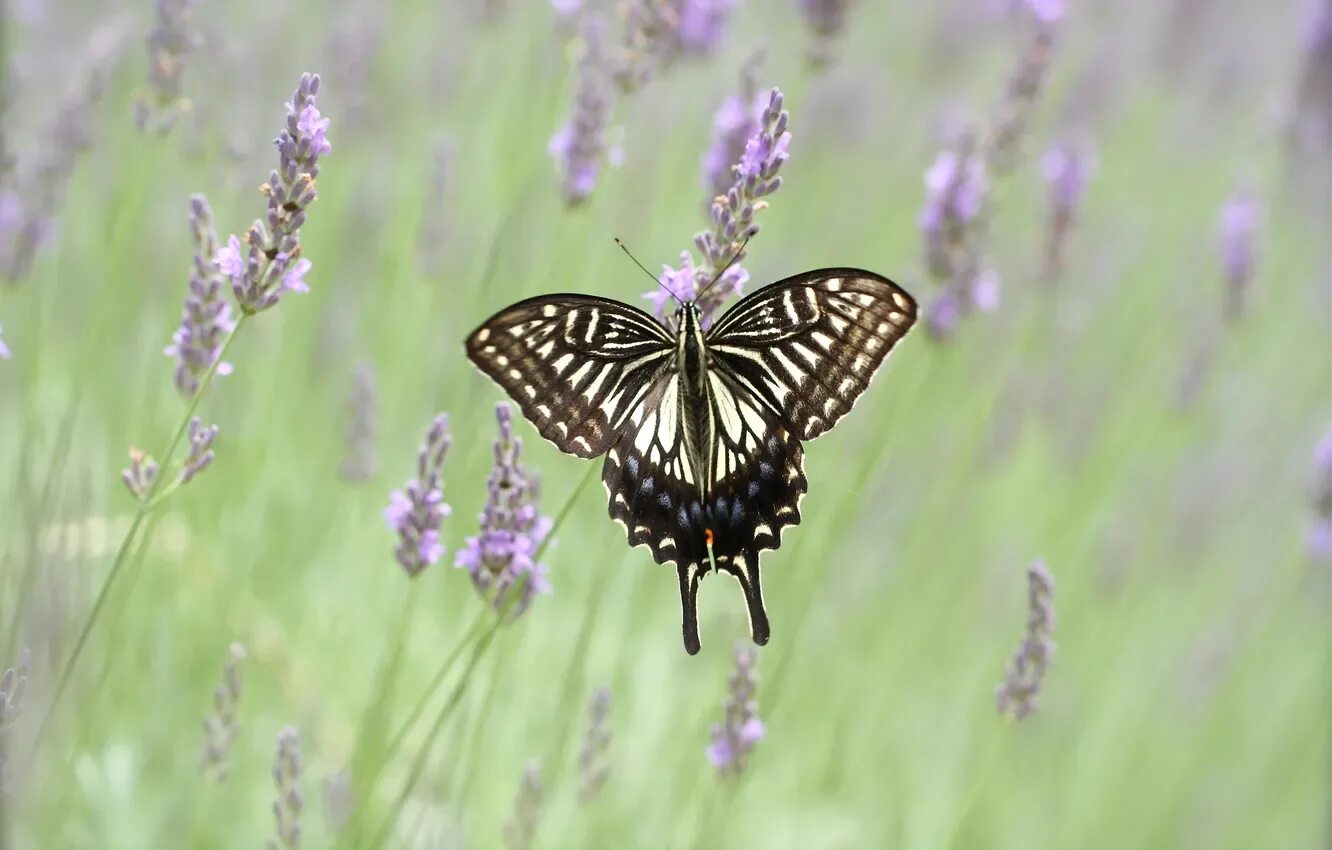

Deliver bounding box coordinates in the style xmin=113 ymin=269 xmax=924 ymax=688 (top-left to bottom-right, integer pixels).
xmin=466 ymin=295 xmax=673 ymax=457
xmin=707 ymin=269 xmax=917 ymax=440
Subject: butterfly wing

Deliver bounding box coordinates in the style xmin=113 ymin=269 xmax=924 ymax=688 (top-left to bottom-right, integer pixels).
xmin=603 ymin=364 xmax=808 ymax=655
xmin=706 ymin=269 xmax=917 ymax=440
xmin=465 ymin=295 xmax=674 ymax=457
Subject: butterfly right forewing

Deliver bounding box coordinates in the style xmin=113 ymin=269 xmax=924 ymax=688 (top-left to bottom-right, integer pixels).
xmin=465 ymin=295 xmax=674 ymax=458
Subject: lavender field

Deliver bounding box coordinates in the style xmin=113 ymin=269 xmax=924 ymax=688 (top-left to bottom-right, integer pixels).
xmin=1 ymin=0 xmax=1329 ymax=847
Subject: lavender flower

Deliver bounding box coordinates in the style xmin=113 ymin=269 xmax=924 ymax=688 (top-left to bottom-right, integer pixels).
xmin=0 ymin=323 xmax=9 ymax=360
xmin=181 ymin=418 xmax=218 ymax=484
xmin=217 ymin=73 xmax=330 ymax=314
xmin=647 ymin=88 xmax=790 ymax=325
xmin=385 ymin=414 xmax=452 ymax=577
xmin=1218 ymin=189 xmax=1262 ymax=320
xmin=339 ymin=362 xmax=378 ymax=483
xmin=134 ymin=0 xmax=201 ymax=134
xmin=455 ymin=404 xmax=553 ymax=616
xmin=995 ymin=559 xmax=1056 ymax=720
xmin=1040 ymin=137 xmax=1096 ymax=279
xmin=577 ymin=687 xmax=613 ymax=803
xmin=918 ymin=131 xmax=1002 ymax=341
xmin=121 ymin=449 xmax=160 ymax=501
xmin=613 ymin=0 xmax=739 ymax=91
xmin=796 ymin=0 xmax=854 ymax=69
xmin=707 ymin=643 xmax=764 ymax=776
xmin=2 ymin=43 xmax=118 ymax=283
xmin=676 ymin=0 xmax=740 ymax=56
xmin=200 ymin=642 xmax=245 ymax=782
xmin=985 ymin=0 xmax=1062 ymax=174
xmin=165 ymin=194 xmax=235 ymax=398
xmin=549 ymin=14 xmax=616 ymax=206
xmin=268 ymin=726 xmax=304 ymax=850
xmin=502 ymin=760 xmax=544 ymax=850
xmin=1 ymin=648 xmax=30 ymax=794
xmin=701 ymin=52 xmax=764 ymax=197
xmin=1309 ymin=428 xmax=1332 ymax=564
xmin=920 ymin=145 xmax=988 ymax=279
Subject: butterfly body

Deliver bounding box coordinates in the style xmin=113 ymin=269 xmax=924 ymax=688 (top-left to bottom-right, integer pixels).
xmin=466 ymin=269 xmax=917 ymax=654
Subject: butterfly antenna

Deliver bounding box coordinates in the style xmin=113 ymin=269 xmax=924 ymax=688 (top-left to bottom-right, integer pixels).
xmin=616 ymin=237 xmax=681 ymax=305
xmin=694 ymin=236 xmax=751 ymax=303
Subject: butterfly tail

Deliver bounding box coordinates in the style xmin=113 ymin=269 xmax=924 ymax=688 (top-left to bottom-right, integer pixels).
xmin=677 ymin=563 xmax=704 ymax=655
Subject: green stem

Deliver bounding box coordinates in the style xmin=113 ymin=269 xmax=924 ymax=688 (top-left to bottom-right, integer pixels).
xmin=29 ymin=316 xmax=248 ymax=754
xmin=366 ymin=612 xmax=507 ymax=850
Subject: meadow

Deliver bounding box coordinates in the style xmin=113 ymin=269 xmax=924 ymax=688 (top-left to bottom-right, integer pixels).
xmin=0 ymin=1 xmax=1329 ymax=848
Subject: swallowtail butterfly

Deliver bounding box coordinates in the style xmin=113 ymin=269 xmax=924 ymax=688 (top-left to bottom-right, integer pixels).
xmin=465 ymin=269 xmax=917 ymax=654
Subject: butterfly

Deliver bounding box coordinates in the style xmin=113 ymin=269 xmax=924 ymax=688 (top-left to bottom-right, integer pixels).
xmin=465 ymin=268 xmax=917 ymax=654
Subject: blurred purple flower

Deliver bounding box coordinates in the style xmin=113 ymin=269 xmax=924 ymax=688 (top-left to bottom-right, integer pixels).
xmin=677 ymin=0 xmax=739 ymax=56
xmin=1025 ymin=0 xmax=1063 ymax=24
xmin=503 ymin=761 xmax=544 ymax=850
xmin=613 ymin=0 xmax=739 ymax=91
xmin=996 ymin=559 xmax=1056 ymax=720
xmin=924 ymin=288 xmax=962 ymax=342
xmin=650 ymin=88 xmax=788 ymax=326
xmin=577 ymin=686 xmax=613 ymax=804
xmin=181 ymin=417 xmax=218 ymax=485
xmin=972 ymin=269 xmax=1001 ymax=312
xmin=549 ymin=14 xmax=616 ymax=206
xmin=219 ymin=73 xmax=330 ymax=314
xmin=796 ymin=0 xmax=854 ymax=68
xmin=385 ymin=413 xmax=452 ymax=577
xmin=552 ymin=0 xmax=581 ymax=19
xmin=707 ymin=643 xmax=764 ymax=776
xmin=0 ymin=324 xmax=9 ymax=360
xmin=1218 ymin=189 xmax=1262 ymax=319
xmin=165 ymin=194 xmax=235 ymax=398
xmin=2 ymin=50 xmax=115 ymax=282
xmin=701 ymin=53 xmax=764 ymax=196
xmin=339 ymin=362 xmax=378 ymax=483
xmin=1041 ymin=137 xmax=1096 ymax=279
xmin=269 ymin=726 xmax=304 ymax=850
xmin=199 ymin=642 xmax=245 ymax=782
xmin=1309 ymin=428 xmax=1332 ymax=564
xmin=456 ymin=404 xmax=553 ymax=617
xmin=986 ymin=0 xmax=1061 ymax=174
xmin=135 ymin=0 xmax=202 ymax=135
xmin=120 ymin=449 xmax=159 ymax=501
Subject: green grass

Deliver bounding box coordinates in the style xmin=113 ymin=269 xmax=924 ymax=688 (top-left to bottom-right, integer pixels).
xmin=1 ymin=1 xmax=1328 ymax=848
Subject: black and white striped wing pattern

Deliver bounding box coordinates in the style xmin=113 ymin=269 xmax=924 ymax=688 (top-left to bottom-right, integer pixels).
xmin=601 ymin=366 xmax=807 ymax=655
xmin=706 ymin=269 xmax=917 ymax=440
xmin=465 ymin=295 xmax=673 ymax=457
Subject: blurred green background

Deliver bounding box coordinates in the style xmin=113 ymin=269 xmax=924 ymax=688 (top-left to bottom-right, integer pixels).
xmin=0 ymin=0 xmax=1328 ymax=848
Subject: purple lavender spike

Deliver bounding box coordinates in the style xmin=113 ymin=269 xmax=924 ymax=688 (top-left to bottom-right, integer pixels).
xmin=648 ymin=87 xmax=790 ymax=326
xmin=135 ymin=0 xmax=202 ymax=134
xmin=995 ymin=559 xmax=1057 ymax=720
xmin=385 ymin=414 xmax=452 ymax=577
xmin=707 ymin=643 xmax=764 ymax=776
xmin=549 ymin=14 xmax=615 ymax=206
xmin=1217 ymin=189 xmax=1262 ymax=320
xmin=1040 ymin=137 xmax=1096 ymax=280
xmin=455 ymin=404 xmax=553 ymax=616
xmin=165 ymin=194 xmax=235 ymax=397
xmin=217 ymin=73 xmax=330 ymax=314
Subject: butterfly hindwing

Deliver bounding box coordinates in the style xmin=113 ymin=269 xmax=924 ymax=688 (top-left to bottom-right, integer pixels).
xmin=706 ymin=269 xmax=917 ymax=440
xmin=603 ymin=367 xmax=807 ymax=654
xmin=466 ymin=295 xmax=673 ymax=457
